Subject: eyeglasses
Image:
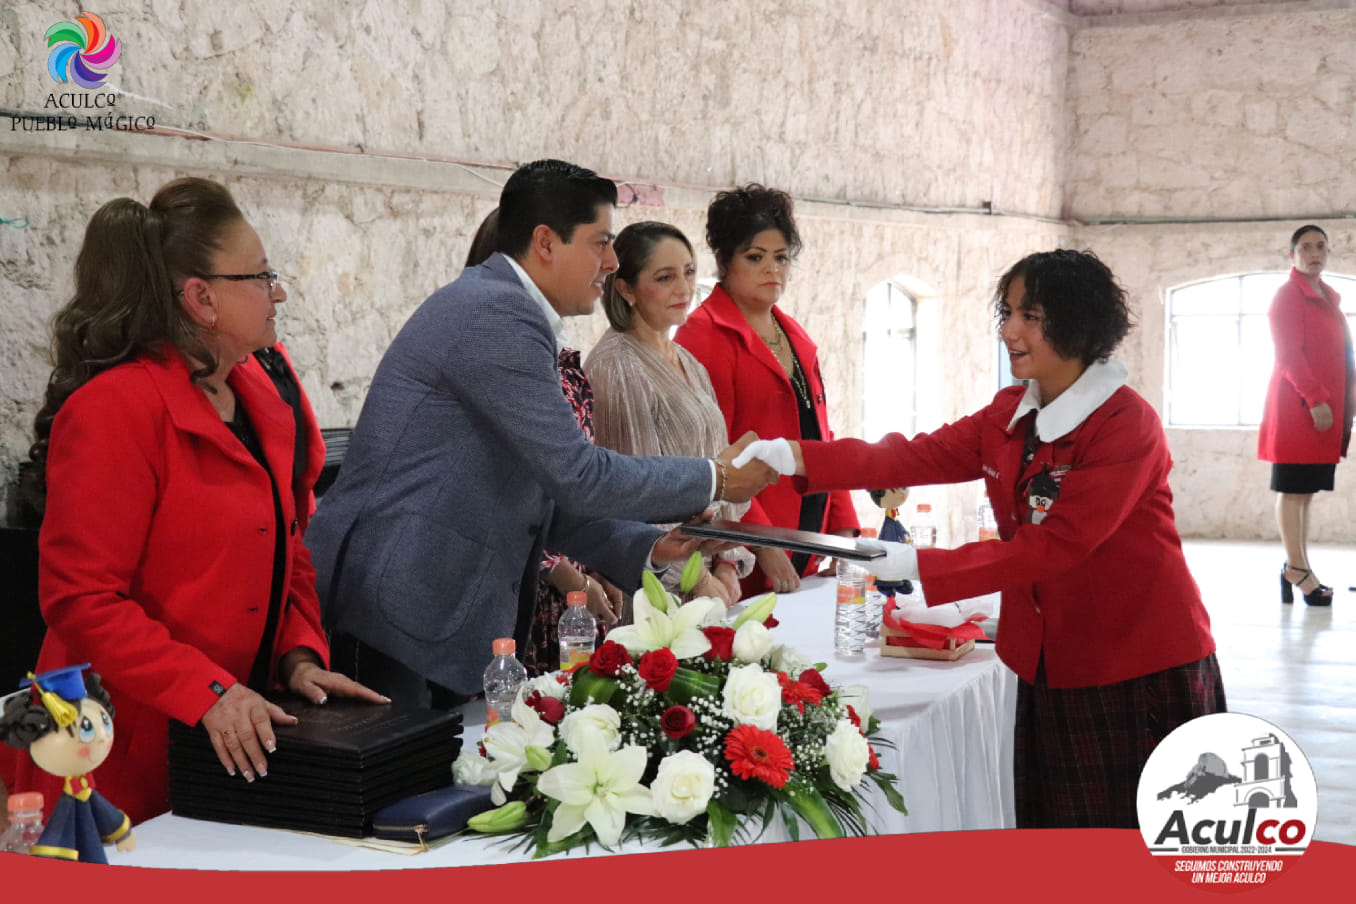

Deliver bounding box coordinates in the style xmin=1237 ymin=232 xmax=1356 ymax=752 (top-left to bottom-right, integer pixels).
xmin=201 ymin=271 xmax=281 ymax=292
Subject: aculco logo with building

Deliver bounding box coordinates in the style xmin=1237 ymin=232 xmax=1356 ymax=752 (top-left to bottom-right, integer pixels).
xmin=1137 ymin=712 xmax=1317 ymax=891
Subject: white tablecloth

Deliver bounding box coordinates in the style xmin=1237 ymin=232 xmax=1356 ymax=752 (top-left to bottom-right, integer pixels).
xmin=114 ymin=577 xmax=1016 ymax=870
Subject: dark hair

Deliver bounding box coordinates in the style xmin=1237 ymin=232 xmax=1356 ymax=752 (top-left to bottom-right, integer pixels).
xmin=495 ymin=160 xmax=618 ymax=258
xmin=0 ymin=672 xmax=114 ymax=750
xmin=705 ymin=184 xmax=803 ymax=276
xmin=464 ymin=207 xmax=500 ymax=268
xmin=601 ymin=222 xmax=695 ymax=332
xmin=1290 ymin=224 xmax=1328 ymax=253
xmin=25 ymin=178 xmax=244 ymax=513
xmin=993 ymin=249 xmax=1133 ymax=365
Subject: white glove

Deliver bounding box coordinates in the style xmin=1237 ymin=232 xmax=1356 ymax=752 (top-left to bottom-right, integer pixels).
xmin=859 ymin=539 xmax=919 ymax=582
xmin=732 ymin=438 xmax=796 ymax=475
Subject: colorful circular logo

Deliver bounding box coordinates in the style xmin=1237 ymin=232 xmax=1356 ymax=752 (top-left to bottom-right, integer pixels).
xmin=1137 ymin=712 xmax=1317 ymax=893
xmin=46 ymin=12 xmax=122 ymax=89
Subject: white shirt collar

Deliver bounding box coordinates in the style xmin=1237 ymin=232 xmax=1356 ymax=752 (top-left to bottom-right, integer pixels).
xmin=501 ymin=252 xmax=570 ymax=348
xmin=1006 ymin=359 xmax=1129 ymax=441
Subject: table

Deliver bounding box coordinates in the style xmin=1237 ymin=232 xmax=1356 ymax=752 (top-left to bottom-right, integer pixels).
xmin=114 ymin=577 xmax=1016 ymax=870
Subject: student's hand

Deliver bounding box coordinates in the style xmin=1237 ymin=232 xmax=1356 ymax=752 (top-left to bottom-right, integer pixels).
xmin=717 ymin=432 xmax=780 ymax=502
xmin=733 ymin=438 xmax=801 ymax=476
xmin=755 ymin=546 xmax=801 ymax=593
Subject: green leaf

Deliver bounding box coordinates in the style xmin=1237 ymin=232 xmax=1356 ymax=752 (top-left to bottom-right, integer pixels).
xmin=679 ymin=552 xmax=705 ymax=594
xmin=568 ymin=668 xmax=618 ymax=706
xmin=781 ymin=776 xmax=844 ymax=840
xmin=706 ymin=799 xmax=737 ymax=848
xmin=869 ymin=770 xmax=909 ymax=815
xmin=732 ymin=592 xmax=777 ymax=628
xmin=665 ymin=667 xmax=721 ymax=705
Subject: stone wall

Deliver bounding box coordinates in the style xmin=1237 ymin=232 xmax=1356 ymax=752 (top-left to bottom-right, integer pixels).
xmin=0 ymin=0 xmax=1069 ymax=540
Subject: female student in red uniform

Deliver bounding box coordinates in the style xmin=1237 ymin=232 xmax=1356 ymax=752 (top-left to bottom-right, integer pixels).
xmin=1257 ymin=224 xmax=1354 ymax=607
xmin=0 ymin=178 xmax=385 ymax=825
xmin=736 ymin=249 xmax=1225 ymax=828
xmin=675 ymin=185 xmax=858 ymax=595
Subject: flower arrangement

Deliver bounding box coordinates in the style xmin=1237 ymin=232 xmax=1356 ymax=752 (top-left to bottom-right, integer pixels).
xmin=454 ymin=561 xmax=907 ymax=855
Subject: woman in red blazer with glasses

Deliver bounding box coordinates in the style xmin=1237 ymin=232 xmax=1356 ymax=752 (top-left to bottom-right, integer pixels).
xmin=675 ymin=185 xmax=859 ymax=596
xmin=1257 ymin=224 xmax=1355 ymax=607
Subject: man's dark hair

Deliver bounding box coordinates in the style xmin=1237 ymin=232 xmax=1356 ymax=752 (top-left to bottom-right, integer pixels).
xmin=495 ymin=160 xmax=618 ymax=258
xmin=993 ymin=249 xmax=1134 ymax=365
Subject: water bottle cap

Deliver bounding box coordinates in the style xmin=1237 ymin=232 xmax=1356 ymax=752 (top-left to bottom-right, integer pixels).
xmin=491 ymin=638 xmax=516 ymax=655
xmin=566 ymin=591 xmax=587 ymax=606
xmin=860 ymin=527 xmax=878 ymax=538
xmin=7 ymin=791 xmax=43 ymax=814
xmin=917 ymin=503 xmax=932 ymax=513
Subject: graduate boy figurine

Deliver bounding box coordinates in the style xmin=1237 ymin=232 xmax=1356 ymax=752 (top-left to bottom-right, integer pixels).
xmin=0 ymin=664 xmax=136 ymax=862
xmin=868 ymin=488 xmax=914 ymax=598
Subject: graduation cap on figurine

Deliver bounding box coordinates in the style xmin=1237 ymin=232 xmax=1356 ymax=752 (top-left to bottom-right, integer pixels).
xmin=18 ymin=663 xmax=92 ymax=728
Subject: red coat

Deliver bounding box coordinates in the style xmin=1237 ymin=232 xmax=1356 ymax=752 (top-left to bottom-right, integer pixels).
xmin=675 ymin=285 xmax=859 ymax=591
xmin=797 ymin=384 xmax=1216 ymax=689
xmin=1 ymin=347 xmax=329 ymax=824
xmin=1257 ymin=268 xmax=1355 ymax=464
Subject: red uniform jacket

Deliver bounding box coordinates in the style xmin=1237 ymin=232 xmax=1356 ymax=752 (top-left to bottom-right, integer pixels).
xmin=1257 ymin=268 xmax=1355 ymax=464
xmin=675 ymin=285 xmax=859 ymax=592
xmin=2 ymin=348 xmax=329 ymax=824
xmin=798 ymin=384 xmax=1215 ymax=689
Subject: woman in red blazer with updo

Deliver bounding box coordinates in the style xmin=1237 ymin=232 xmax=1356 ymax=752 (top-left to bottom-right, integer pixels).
xmin=1258 ymin=224 xmax=1355 ymax=607
xmin=675 ymin=185 xmax=859 ymax=596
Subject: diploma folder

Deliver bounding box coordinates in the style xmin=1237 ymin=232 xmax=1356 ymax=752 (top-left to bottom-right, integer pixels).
xmin=167 ymin=695 xmax=462 ymax=837
xmin=680 ymin=520 xmax=887 ymax=561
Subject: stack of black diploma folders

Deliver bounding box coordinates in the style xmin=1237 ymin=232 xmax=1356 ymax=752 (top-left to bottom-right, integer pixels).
xmin=168 ymin=695 xmax=463 ymax=838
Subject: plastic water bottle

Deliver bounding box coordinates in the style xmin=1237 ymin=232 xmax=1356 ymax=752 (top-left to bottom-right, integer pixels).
xmin=834 ymin=557 xmax=867 ymax=655
xmin=977 ymin=493 xmax=998 ymax=542
xmin=910 ymin=504 xmax=937 ymax=549
xmin=558 ymin=590 xmax=597 ymax=671
xmin=482 ymin=638 xmax=527 ymax=727
xmin=860 ymin=528 xmax=885 ymax=638
xmin=1 ymin=792 xmax=45 ymax=854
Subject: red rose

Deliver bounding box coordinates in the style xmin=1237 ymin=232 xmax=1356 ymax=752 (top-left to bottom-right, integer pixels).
xmin=638 ymin=648 xmax=678 ymax=692
xmin=661 ymin=705 xmax=696 ymax=739
xmin=589 ymin=640 xmax=632 ymax=677
xmin=867 ymin=744 xmax=880 ymax=771
xmin=798 ymin=668 xmax=831 ymax=698
xmin=763 ymin=614 xmax=780 ymax=629
xmin=524 ymin=690 xmax=565 ymax=725
xmin=702 ymin=626 xmax=735 ymax=661
xmin=846 ymin=704 xmax=862 ymax=728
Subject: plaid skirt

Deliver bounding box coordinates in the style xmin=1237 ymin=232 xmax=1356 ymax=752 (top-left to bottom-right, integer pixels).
xmin=1015 ymin=652 xmax=1226 ymax=828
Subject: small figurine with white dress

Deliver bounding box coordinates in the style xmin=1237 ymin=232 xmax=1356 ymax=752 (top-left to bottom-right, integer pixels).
xmin=868 ymin=487 xmax=914 ymax=598
xmin=0 ymin=664 xmax=136 ymax=863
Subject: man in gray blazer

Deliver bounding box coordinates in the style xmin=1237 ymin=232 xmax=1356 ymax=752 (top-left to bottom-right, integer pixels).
xmin=307 ymin=160 xmax=773 ymax=706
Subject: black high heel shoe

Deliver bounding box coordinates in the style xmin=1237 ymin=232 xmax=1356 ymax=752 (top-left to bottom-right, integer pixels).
xmin=1281 ymin=564 xmax=1334 ymax=607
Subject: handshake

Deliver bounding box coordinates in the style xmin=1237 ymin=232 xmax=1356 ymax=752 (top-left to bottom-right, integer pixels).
xmin=714 ymin=435 xmax=920 ymax=584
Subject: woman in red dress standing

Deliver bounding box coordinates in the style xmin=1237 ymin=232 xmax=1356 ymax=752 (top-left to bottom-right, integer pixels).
xmin=675 ymin=186 xmax=858 ymax=596
xmin=1258 ymin=225 xmax=1355 ymax=607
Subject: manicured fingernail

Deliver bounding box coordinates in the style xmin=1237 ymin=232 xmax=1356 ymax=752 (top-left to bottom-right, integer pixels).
xmin=381 ymin=696 xmax=392 ymax=703
xmin=318 ymin=695 xmax=328 ymax=705
xmin=257 ymin=765 xmax=268 ymax=777
xmin=243 ymin=770 xmax=254 ymax=782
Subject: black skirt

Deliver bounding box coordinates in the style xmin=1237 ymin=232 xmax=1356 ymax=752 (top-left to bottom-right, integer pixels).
xmin=1270 ymin=463 xmax=1336 ymax=494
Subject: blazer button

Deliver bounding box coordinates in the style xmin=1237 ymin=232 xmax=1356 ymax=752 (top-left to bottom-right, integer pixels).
xmin=258 ymin=526 xmax=268 ymax=533
xmin=511 ymin=581 xmax=520 ymax=594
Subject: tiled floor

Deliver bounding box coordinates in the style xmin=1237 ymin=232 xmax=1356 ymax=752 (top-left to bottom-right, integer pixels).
xmin=1184 ymin=539 xmax=1355 ymax=846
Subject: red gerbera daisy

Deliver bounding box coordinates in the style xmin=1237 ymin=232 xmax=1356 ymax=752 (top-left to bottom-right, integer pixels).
xmin=724 ymin=724 xmax=795 ymax=788
xmin=777 ymin=671 xmax=824 ymax=713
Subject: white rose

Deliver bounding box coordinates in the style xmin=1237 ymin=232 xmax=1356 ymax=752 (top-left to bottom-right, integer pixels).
xmin=721 ymin=663 xmax=782 ymax=731
xmin=559 ymin=704 xmax=622 ymax=756
xmin=768 ymin=643 xmax=812 ymax=677
xmin=452 ymin=747 xmax=499 ymax=786
xmin=650 ymin=751 xmax=716 ymax=825
xmin=837 ymin=683 xmax=873 ymax=726
xmin=526 ymin=673 xmax=568 ymax=700
xmin=732 ymin=621 xmax=773 ymax=664
xmin=824 ymin=720 xmax=871 ymax=791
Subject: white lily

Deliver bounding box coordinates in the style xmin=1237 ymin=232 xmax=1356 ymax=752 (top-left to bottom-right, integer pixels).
xmin=607 ymin=593 xmax=720 ymax=659
xmin=537 ymin=734 xmax=654 ymax=846
xmin=482 ymin=700 xmax=555 ymax=802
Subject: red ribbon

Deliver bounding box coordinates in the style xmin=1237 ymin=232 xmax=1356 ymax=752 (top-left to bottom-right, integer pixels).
xmin=882 ymin=600 xmax=990 ymax=650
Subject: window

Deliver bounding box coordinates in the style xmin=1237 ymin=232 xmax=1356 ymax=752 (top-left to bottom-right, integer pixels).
xmin=862 ymin=281 xmax=917 ymax=441
xmin=1166 ymin=272 xmax=1356 ymax=427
